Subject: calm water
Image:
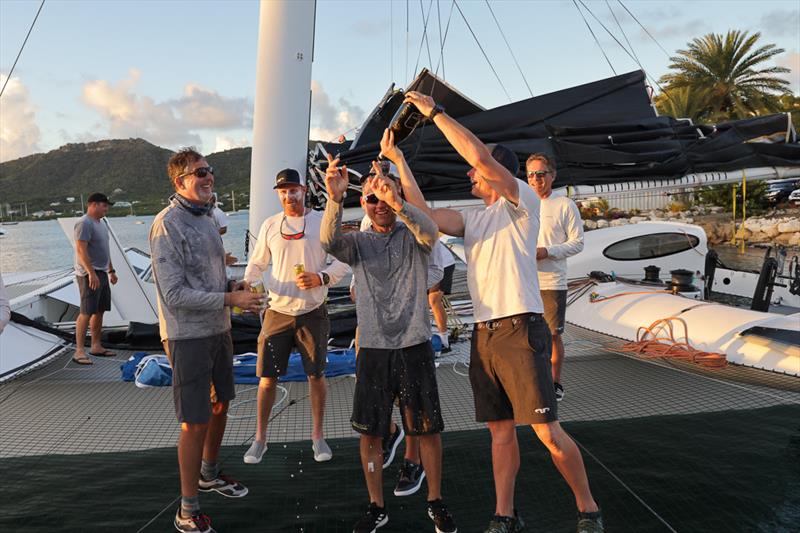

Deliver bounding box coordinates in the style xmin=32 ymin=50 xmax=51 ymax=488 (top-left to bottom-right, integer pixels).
xmin=0 ymin=213 xmax=251 ymax=274
xmin=0 ymin=214 xmax=773 ymax=275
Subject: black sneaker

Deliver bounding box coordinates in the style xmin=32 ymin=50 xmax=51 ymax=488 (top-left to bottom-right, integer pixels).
xmin=394 ymin=459 xmax=426 ymax=496
xmin=554 ymin=382 xmax=565 ymax=402
xmin=353 ymin=502 xmax=388 ymax=533
xmin=382 ymin=424 xmax=404 ymax=469
xmin=576 ymin=510 xmax=603 ymax=533
xmin=484 ymin=510 xmax=524 ymax=533
xmin=174 ymin=508 xmax=215 ymax=533
xmin=427 ymin=499 xmax=457 ymax=533
xmin=198 ymin=471 xmax=248 ymax=498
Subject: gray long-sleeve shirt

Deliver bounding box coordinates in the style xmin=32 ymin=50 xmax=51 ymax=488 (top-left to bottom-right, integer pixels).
xmin=149 ymin=197 xmax=230 ymax=341
xmin=321 ymin=200 xmax=437 ymax=349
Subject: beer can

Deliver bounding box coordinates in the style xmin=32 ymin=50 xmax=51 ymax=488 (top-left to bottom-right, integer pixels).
xmin=250 ymin=280 xmax=265 ymax=294
xmin=293 ymin=263 xmax=305 ymax=275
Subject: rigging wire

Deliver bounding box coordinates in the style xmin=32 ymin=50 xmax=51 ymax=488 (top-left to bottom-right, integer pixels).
xmin=390 ymin=0 xmax=394 ymax=84
xmin=616 ymin=0 xmax=671 ymax=59
xmin=452 ymin=0 xmax=512 ymax=101
xmin=413 ymin=0 xmax=435 ymax=76
xmin=436 ymin=0 xmax=445 ymax=80
xmin=405 ymin=0 xmax=410 ymax=83
xmin=484 ymin=0 xmax=533 ymax=97
xmin=432 ymin=0 xmax=457 ymax=77
xmin=0 ymin=0 xmax=46 ymax=99
xmin=572 ymin=0 xmax=617 ymax=76
xmin=576 ymin=0 xmax=678 ymax=107
xmin=605 ymin=0 xmax=642 ymax=70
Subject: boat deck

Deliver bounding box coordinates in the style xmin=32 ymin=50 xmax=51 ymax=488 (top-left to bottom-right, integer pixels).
xmin=1 ymin=322 xmax=798 ymax=532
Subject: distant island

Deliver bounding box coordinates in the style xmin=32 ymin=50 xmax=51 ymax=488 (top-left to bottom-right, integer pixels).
xmin=0 ymin=138 xmax=257 ymax=220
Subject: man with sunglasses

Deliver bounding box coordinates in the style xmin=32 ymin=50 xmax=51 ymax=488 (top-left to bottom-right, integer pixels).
xmin=397 ymin=92 xmax=603 ymax=533
xmin=526 ymin=154 xmax=584 ymax=403
xmin=322 ymin=157 xmax=457 ymax=533
xmin=242 ymin=168 xmax=349 ymax=466
xmin=150 ymin=149 xmax=264 ymax=533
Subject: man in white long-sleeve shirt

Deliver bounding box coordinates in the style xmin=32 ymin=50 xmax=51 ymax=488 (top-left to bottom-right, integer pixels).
xmin=242 ymin=168 xmax=350 ymax=465
xmin=527 ymin=153 xmax=584 ymax=402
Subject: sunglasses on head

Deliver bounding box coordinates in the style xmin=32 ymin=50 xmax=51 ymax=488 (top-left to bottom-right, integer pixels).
xmin=280 ymin=215 xmax=306 ymax=240
xmin=179 ymin=166 xmax=215 ymax=179
xmin=527 ymin=170 xmax=550 ymax=180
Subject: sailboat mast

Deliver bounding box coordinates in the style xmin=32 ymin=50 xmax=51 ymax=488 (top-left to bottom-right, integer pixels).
xmin=248 ymin=0 xmax=316 ymax=239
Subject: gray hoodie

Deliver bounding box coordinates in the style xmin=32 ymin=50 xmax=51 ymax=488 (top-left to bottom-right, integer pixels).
xmin=149 ymin=197 xmax=230 ymax=341
xmin=321 ymin=200 xmax=437 ymax=349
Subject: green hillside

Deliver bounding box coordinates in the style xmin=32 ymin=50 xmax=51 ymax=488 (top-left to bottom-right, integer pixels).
xmin=0 ymin=139 xmax=254 ymax=219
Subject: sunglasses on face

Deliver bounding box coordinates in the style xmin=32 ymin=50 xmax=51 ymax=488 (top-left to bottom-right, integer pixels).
xmin=280 ymin=215 xmax=305 ymax=240
xmin=363 ymin=189 xmax=404 ymax=205
xmin=527 ymin=170 xmax=551 ymax=180
xmin=179 ymin=166 xmax=215 ymax=179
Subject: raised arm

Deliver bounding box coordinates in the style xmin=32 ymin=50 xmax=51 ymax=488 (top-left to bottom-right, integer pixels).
xmin=379 ymin=128 xmax=465 ymax=237
xmin=320 ymin=155 xmax=358 ymax=264
xmin=404 ymin=91 xmax=520 ymax=205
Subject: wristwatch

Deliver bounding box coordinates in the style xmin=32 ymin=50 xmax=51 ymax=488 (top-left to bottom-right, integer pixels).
xmin=428 ymin=104 xmax=445 ymax=121
xmin=109 ymin=269 xmax=116 ymax=274
xmin=320 ymin=272 xmax=330 ymax=286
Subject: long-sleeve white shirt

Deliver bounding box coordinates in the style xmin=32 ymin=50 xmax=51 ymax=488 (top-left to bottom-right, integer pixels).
xmin=0 ymin=274 xmax=10 ymax=334
xmin=245 ymin=209 xmax=350 ymax=316
xmin=537 ymin=195 xmax=585 ymax=290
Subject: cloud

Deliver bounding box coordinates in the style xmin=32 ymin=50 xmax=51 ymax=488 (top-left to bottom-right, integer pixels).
xmin=776 ymin=50 xmax=800 ymax=94
xmin=81 ymin=69 xmax=251 ymax=150
xmin=213 ymin=135 xmax=250 ymax=153
xmin=759 ymin=9 xmax=800 ymax=38
xmin=309 ymin=80 xmax=365 ymax=142
xmin=0 ymin=74 xmax=41 ymax=162
xmin=636 ymin=19 xmax=705 ymax=42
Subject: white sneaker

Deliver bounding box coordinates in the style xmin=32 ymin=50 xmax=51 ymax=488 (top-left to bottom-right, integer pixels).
xmin=243 ymin=441 xmax=267 ymax=464
xmin=312 ymin=438 xmax=332 ymax=462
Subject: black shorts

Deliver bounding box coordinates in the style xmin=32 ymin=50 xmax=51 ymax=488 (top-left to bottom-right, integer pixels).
xmin=351 ymin=341 xmax=444 ymax=437
xmin=76 ymin=270 xmax=111 ymax=315
xmin=469 ymin=313 xmax=557 ymax=425
xmin=164 ymin=332 xmax=236 ymax=424
xmin=257 ymin=306 xmax=329 ymax=378
xmin=541 ymin=290 xmax=567 ymax=336
xmin=440 ymin=264 xmax=455 ymax=295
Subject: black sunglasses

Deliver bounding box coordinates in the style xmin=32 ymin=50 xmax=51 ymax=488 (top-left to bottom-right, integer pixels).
xmin=280 ymin=215 xmax=306 ymax=240
xmin=527 ymin=170 xmax=550 ymax=180
xmin=363 ymin=190 xmax=404 ymax=205
xmin=178 ymin=166 xmax=215 ymax=179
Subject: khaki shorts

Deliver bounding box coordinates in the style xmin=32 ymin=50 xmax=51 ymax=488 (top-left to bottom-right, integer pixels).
xmin=257 ymin=305 xmax=329 ymax=378
xmin=541 ymin=289 xmax=567 ymax=336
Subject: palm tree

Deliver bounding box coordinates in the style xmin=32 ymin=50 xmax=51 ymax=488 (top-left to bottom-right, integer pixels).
xmin=653 ymin=86 xmax=708 ymax=122
xmin=659 ymin=30 xmax=790 ymax=122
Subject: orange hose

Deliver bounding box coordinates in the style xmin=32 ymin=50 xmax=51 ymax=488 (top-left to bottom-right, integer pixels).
xmin=619 ymin=316 xmax=727 ymax=369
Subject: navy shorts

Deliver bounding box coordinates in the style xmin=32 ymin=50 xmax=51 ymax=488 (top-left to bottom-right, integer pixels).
xmin=76 ymin=270 xmax=111 ymax=315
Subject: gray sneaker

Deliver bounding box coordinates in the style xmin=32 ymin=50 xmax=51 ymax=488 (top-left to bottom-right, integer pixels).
xmin=243 ymin=441 xmax=267 ymax=464
xmin=198 ymin=472 xmax=248 ymax=498
xmin=484 ymin=510 xmax=524 ymax=533
xmin=312 ymin=438 xmax=333 ymax=462
xmin=174 ymin=509 xmax=215 ymax=533
xmin=576 ymin=510 xmax=603 ymax=533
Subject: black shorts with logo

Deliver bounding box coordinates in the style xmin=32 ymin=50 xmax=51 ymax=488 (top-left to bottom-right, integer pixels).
xmin=257 ymin=305 xmax=329 ymax=378
xmin=469 ymin=313 xmax=557 ymax=425
xmin=76 ymin=270 xmax=111 ymax=315
xmin=351 ymin=341 xmax=444 ymax=437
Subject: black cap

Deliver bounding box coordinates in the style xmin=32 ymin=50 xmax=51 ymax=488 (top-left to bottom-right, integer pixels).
xmin=490 ymin=144 xmax=520 ymax=177
xmin=274 ymin=168 xmax=304 ymax=189
xmin=87 ymin=192 xmax=114 ymax=205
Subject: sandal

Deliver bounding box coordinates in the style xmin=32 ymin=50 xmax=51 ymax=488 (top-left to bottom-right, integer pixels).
xmin=88 ymin=349 xmax=116 ymax=357
xmin=72 ymin=355 xmax=93 ymax=365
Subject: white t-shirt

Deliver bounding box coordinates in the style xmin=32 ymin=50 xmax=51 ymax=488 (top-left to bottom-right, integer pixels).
xmin=537 ymin=195 xmax=584 ymax=290
xmin=212 ymin=207 xmax=228 ymax=231
xmin=245 ymin=210 xmax=350 ymax=316
xmin=461 ymin=182 xmax=543 ymax=322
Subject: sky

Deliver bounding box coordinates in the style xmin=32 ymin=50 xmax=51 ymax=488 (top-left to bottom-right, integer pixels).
xmin=1 ymin=0 xmax=798 ymax=163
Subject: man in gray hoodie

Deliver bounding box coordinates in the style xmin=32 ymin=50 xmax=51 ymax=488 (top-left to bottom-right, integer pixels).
xmin=322 ymin=158 xmax=457 ymax=533
xmin=150 ymin=148 xmax=264 ymax=533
